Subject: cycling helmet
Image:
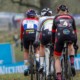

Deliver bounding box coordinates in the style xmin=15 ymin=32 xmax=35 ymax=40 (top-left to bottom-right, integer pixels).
xmin=57 ymin=5 xmax=68 ymax=12
xmin=26 ymin=9 xmax=36 ymax=17
xmin=41 ymin=8 xmax=53 ymax=16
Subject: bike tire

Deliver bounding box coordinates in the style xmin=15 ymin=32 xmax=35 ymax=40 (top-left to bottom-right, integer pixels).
xmin=67 ymin=60 xmax=73 ymax=80
xmin=29 ymin=44 xmax=34 ymax=80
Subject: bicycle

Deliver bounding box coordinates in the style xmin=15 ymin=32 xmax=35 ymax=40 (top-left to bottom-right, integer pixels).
xmin=36 ymin=30 xmax=55 ymax=80
xmin=44 ymin=43 xmax=55 ymax=80
xmin=61 ymin=41 xmax=77 ymax=80
xmin=21 ymin=41 xmax=39 ymax=80
xmin=38 ymin=46 xmax=47 ymax=80
xmin=38 ymin=42 xmax=55 ymax=80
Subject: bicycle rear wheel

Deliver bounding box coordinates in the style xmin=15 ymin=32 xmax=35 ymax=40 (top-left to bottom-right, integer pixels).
xmin=33 ymin=55 xmax=40 ymax=80
xmin=52 ymin=57 xmax=56 ymax=80
xmin=62 ymin=44 xmax=73 ymax=80
xmin=67 ymin=60 xmax=73 ymax=80
xmin=29 ymin=45 xmax=34 ymax=80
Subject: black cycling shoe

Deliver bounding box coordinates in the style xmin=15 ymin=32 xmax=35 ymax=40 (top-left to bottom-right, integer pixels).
xmin=24 ymin=69 xmax=30 ymax=76
xmin=38 ymin=66 xmax=44 ymax=73
xmin=71 ymin=66 xmax=76 ymax=76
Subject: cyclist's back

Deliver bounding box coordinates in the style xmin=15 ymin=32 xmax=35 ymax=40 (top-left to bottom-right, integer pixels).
xmin=39 ymin=16 xmax=54 ymax=31
xmin=53 ymin=14 xmax=77 ymax=44
xmin=22 ymin=17 xmax=38 ymax=41
xmin=38 ymin=16 xmax=54 ymax=45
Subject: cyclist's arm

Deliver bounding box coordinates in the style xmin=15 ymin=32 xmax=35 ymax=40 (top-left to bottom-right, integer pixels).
xmin=35 ymin=28 xmax=39 ymax=41
xmin=52 ymin=18 xmax=56 ymax=44
xmin=72 ymin=18 xmax=77 ymax=34
xmin=20 ymin=24 xmax=24 ymax=41
xmin=35 ymin=18 xmax=42 ymax=41
xmin=72 ymin=17 xmax=78 ymax=44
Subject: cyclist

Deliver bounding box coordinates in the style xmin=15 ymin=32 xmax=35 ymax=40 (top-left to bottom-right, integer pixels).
xmin=36 ymin=8 xmax=54 ymax=76
xmin=52 ymin=5 xmax=78 ymax=80
xmin=20 ymin=9 xmax=39 ymax=76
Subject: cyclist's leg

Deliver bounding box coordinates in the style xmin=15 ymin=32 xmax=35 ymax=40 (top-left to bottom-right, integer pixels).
xmin=35 ymin=47 xmax=40 ymax=60
xmin=33 ymin=41 xmax=40 ymax=62
xmin=39 ymin=31 xmax=47 ymax=72
xmin=53 ymin=38 xmax=63 ymax=80
xmin=24 ymin=49 xmax=29 ymax=65
xmin=23 ymin=38 xmax=30 ymax=76
xmin=68 ymin=43 xmax=76 ymax=76
xmin=35 ymin=46 xmax=40 ymax=69
xmin=68 ymin=43 xmax=75 ymax=66
xmin=68 ymin=34 xmax=77 ymax=76
xmin=39 ymin=43 xmax=45 ymax=72
xmin=45 ymin=36 xmax=52 ymax=77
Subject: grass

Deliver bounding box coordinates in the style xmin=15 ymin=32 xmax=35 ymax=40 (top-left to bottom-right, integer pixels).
xmin=0 ymin=27 xmax=80 ymax=80
xmin=0 ymin=73 xmax=28 ymax=80
xmin=0 ymin=72 xmax=80 ymax=80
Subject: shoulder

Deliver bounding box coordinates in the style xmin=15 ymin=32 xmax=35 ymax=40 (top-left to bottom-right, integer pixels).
xmin=39 ymin=16 xmax=54 ymax=22
xmin=53 ymin=15 xmax=59 ymax=21
xmin=21 ymin=18 xmax=27 ymax=22
xmin=68 ymin=14 xmax=74 ymax=20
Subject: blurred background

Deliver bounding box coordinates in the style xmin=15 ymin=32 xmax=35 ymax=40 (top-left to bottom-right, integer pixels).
xmin=0 ymin=0 xmax=80 ymax=80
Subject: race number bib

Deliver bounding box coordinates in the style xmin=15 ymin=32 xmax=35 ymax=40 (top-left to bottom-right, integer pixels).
xmin=59 ymin=19 xmax=72 ymax=27
xmin=23 ymin=19 xmax=38 ymax=34
xmin=27 ymin=23 xmax=34 ymax=29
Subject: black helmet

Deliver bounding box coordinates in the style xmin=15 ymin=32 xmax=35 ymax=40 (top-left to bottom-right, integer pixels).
xmin=57 ymin=5 xmax=68 ymax=12
xmin=26 ymin=9 xmax=36 ymax=17
xmin=41 ymin=8 xmax=53 ymax=16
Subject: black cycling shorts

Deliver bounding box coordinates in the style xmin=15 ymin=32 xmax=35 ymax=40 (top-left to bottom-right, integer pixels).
xmin=23 ymin=33 xmax=35 ymax=49
xmin=54 ymin=33 xmax=77 ymax=53
xmin=40 ymin=30 xmax=52 ymax=45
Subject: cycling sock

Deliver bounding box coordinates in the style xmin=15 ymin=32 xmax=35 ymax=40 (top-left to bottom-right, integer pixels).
xmin=45 ymin=51 xmax=49 ymax=76
xmin=35 ymin=53 xmax=40 ymax=62
xmin=56 ymin=72 xmax=62 ymax=80
xmin=24 ymin=60 xmax=30 ymax=66
xmin=40 ymin=57 xmax=44 ymax=66
xmin=70 ymin=55 xmax=74 ymax=66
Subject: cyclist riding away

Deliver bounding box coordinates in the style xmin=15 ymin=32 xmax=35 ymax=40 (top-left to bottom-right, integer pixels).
xmin=52 ymin=5 xmax=78 ymax=80
xmin=20 ymin=9 xmax=39 ymax=76
xmin=36 ymin=8 xmax=54 ymax=76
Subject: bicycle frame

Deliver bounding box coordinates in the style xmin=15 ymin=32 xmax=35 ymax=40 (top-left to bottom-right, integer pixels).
xmin=62 ymin=42 xmax=73 ymax=80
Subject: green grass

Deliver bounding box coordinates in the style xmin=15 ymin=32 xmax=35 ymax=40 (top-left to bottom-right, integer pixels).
xmin=0 ymin=73 xmax=28 ymax=80
xmin=0 ymin=27 xmax=80 ymax=80
xmin=0 ymin=72 xmax=80 ymax=80
xmin=14 ymin=45 xmax=23 ymax=62
xmin=77 ymin=26 xmax=80 ymax=53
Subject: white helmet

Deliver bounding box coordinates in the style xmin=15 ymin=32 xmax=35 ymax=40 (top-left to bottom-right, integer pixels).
xmin=41 ymin=8 xmax=53 ymax=16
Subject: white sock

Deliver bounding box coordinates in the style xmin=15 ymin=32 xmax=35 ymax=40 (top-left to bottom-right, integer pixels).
xmin=45 ymin=50 xmax=50 ymax=76
xmin=35 ymin=53 xmax=40 ymax=62
xmin=40 ymin=57 xmax=44 ymax=66
xmin=24 ymin=60 xmax=29 ymax=66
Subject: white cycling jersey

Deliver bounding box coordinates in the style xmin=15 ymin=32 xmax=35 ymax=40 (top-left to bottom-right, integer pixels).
xmin=38 ymin=16 xmax=55 ymax=31
xmin=36 ymin=16 xmax=55 ymax=41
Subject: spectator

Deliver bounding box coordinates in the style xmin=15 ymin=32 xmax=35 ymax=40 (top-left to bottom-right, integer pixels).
xmin=13 ymin=31 xmax=19 ymax=47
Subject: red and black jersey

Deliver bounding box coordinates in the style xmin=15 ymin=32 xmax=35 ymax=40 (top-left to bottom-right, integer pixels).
xmin=52 ymin=14 xmax=77 ymax=43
